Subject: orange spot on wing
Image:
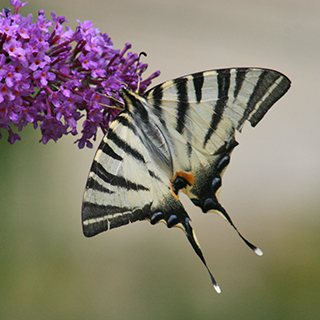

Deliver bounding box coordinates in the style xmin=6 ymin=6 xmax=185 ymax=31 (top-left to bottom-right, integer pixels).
xmin=174 ymin=171 xmax=195 ymax=185
xmin=169 ymin=172 xmax=195 ymax=198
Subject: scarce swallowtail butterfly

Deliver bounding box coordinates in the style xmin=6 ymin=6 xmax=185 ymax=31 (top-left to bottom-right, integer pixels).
xmin=82 ymin=68 xmax=291 ymax=293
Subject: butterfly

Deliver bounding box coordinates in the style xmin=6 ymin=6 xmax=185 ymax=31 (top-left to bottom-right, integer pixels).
xmin=81 ymin=68 xmax=291 ymax=293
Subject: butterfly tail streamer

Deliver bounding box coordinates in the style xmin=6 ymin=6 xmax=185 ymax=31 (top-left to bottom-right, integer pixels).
xmin=214 ymin=203 xmax=263 ymax=256
xmin=149 ymin=194 xmax=221 ymax=292
xmin=183 ymin=218 xmax=221 ymax=293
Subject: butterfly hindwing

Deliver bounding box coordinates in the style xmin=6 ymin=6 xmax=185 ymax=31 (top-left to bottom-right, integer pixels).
xmin=82 ymin=67 xmax=291 ymax=291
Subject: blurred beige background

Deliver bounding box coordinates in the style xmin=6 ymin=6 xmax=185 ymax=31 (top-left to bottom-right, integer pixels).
xmin=1 ymin=0 xmax=320 ymax=319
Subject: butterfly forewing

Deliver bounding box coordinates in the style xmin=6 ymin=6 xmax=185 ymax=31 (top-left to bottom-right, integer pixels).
xmin=82 ymin=113 xmax=153 ymax=236
xmin=82 ymin=67 xmax=291 ymax=291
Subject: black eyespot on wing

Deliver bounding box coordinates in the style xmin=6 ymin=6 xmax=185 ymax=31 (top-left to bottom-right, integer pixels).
xmin=171 ymin=176 xmax=191 ymax=195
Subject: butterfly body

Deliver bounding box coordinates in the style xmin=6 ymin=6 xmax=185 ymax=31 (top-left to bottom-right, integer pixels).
xmin=82 ymin=68 xmax=290 ymax=292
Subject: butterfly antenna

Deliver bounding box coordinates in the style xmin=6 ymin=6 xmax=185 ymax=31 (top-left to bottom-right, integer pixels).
xmin=135 ymin=51 xmax=147 ymax=93
xmin=96 ymin=93 xmax=124 ymax=110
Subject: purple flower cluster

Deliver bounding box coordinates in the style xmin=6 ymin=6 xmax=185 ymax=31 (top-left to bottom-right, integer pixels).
xmin=0 ymin=1 xmax=160 ymax=148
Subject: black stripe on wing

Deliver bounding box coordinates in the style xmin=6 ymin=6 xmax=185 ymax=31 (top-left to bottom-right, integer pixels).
xmin=175 ymin=77 xmax=189 ymax=134
xmin=83 ymin=203 xmax=133 ymax=220
xmin=247 ymin=74 xmax=291 ymax=127
xmin=192 ymin=72 xmax=205 ymax=103
xmin=107 ymin=128 xmax=145 ymax=163
xmin=100 ymin=143 xmax=123 ymax=161
xmin=148 ymin=169 xmax=163 ymax=181
xmin=203 ymin=69 xmax=231 ymax=147
xmin=90 ymin=161 xmax=149 ymax=191
xmin=115 ymin=113 xmax=137 ymax=133
xmin=151 ymin=85 xmax=164 ymax=115
xmin=234 ymin=68 xmax=248 ymax=99
xmin=122 ymin=88 xmax=149 ymax=121
xmin=82 ymin=202 xmax=151 ymax=237
xmin=237 ymin=70 xmax=290 ymax=129
xmin=85 ymin=177 xmax=115 ymax=193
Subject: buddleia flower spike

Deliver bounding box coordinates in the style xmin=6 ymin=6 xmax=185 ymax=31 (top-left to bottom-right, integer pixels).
xmin=0 ymin=1 xmax=160 ymax=147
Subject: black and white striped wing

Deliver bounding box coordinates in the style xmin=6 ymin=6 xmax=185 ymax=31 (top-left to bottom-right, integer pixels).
xmin=144 ymin=68 xmax=291 ymax=224
xmin=82 ymin=67 xmax=290 ymax=292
